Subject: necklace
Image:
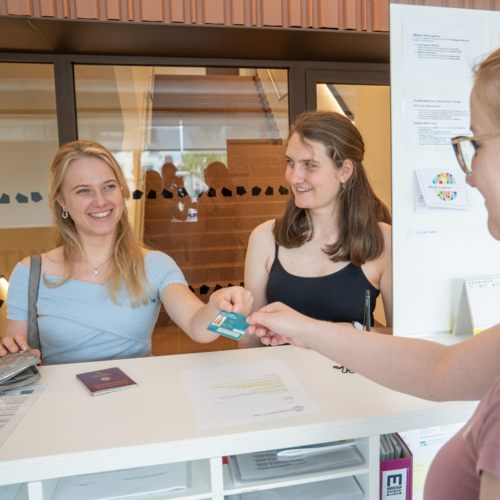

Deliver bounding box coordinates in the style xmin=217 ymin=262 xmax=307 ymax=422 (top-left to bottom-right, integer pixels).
xmin=88 ymin=255 xmax=113 ymax=275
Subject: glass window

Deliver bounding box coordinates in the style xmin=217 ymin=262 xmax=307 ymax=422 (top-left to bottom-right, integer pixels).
xmin=0 ymin=63 xmax=59 ymax=332
xmin=316 ymin=83 xmax=391 ymax=210
xmin=75 ymin=65 xmax=290 ymax=354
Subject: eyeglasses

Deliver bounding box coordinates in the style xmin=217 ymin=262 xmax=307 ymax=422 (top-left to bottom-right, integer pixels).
xmin=451 ymin=131 xmax=500 ymax=175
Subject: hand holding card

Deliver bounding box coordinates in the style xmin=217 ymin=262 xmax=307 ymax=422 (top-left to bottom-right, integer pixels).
xmin=207 ymin=311 xmax=251 ymax=340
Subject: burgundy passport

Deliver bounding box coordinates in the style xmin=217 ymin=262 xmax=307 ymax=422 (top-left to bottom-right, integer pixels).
xmin=76 ymin=367 xmax=137 ymax=396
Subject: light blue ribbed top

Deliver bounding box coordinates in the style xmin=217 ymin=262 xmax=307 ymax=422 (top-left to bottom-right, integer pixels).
xmin=6 ymin=251 xmax=188 ymax=365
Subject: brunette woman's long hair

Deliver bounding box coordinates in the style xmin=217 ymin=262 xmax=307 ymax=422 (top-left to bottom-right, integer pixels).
xmin=273 ymin=111 xmax=391 ymax=266
xmin=47 ymin=140 xmax=151 ymax=306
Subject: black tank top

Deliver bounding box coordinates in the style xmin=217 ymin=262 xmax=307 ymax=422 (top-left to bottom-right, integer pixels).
xmin=266 ymin=245 xmax=380 ymax=324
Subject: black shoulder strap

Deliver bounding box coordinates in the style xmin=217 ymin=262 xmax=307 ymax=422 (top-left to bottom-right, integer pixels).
xmin=28 ymin=255 xmax=42 ymax=353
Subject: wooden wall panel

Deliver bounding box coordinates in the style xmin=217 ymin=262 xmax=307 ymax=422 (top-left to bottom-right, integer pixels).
xmin=3 ymin=1 xmax=500 ymax=36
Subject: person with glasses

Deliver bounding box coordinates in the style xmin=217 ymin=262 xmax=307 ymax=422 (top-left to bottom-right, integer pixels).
xmin=245 ymin=50 xmax=500 ymax=499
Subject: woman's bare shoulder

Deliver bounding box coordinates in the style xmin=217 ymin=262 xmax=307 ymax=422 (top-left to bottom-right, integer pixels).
xmin=19 ymin=247 xmax=62 ymax=269
xmin=250 ymin=219 xmax=276 ymax=243
xmin=247 ymin=220 xmax=277 ymax=265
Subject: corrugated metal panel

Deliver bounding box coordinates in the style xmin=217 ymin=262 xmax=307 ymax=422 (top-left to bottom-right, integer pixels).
xmin=2 ymin=0 xmax=500 ymax=32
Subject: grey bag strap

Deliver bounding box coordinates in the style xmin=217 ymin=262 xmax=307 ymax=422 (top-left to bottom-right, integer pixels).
xmin=28 ymin=255 xmax=42 ymax=353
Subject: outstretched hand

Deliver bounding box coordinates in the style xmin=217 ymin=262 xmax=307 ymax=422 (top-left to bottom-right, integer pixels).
xmin=246 ymin=302 xmax=313 ymax=348
xmin=210 ymin=286 xmax=253 ymax=316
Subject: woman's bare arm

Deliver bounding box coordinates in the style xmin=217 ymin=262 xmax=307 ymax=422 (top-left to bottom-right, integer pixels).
xmin=247 ymin=302 xmax=500 ymax=402
xmin=162 ymin=284 xmax=253 ymax=343
xmin=238 ymin=221 xmax=275 ymax=349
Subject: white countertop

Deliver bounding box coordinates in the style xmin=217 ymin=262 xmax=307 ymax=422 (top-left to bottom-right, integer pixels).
xmin=0 ymin=339 xmax=478 ymax=484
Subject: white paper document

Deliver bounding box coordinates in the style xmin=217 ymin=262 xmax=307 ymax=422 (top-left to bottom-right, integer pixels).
xmin=399 ymin=423 xmax=465 ymax=499
xmin=228 ymin=446 xmax=363 ymax=482
xmin=0 ymin=483 xmax=22 ymax=500
xmin=52 ymin=462 xmax=187 ymax=500
xmin=276 ymin=440 xmax=356 ymax=458
xmin=226 ymin=476 xmax=363 ymax=500
xmin=180 ymin=358 xmax=319 ymax=429
xmin=402 ymin=12 xmax=482 ymax=79
xmin=404 ymin=88 xmax=471 ymax=152
xmin=414 ymin=169 xmax=471 ymax=212
xmin=0 ymin=384 xmax=46 ymax=448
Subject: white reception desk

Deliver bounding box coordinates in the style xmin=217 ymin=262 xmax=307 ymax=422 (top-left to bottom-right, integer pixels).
xmin=0 ymin=338 xmax=478 ymax=500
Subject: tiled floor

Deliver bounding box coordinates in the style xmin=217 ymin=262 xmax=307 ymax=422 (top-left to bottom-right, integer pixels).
xmin=151 ymin=326 xmax=237 ymax=356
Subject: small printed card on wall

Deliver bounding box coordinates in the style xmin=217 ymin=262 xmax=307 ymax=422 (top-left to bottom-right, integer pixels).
xmin=414 ymin=169 xmax=472 ymax=213
xmin=76 ymin=367 xmax=138 ymax=396
xmin=453 ymin=276 xmax=500 ymax=335
xmin=207 ymin=311 xmax=250 ymax=340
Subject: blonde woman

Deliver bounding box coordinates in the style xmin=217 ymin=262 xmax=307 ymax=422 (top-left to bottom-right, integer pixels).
xmin=0 ymin=141 xmax=252 ymax=365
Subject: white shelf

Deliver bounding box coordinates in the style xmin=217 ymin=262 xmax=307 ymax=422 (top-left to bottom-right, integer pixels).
xmin=0 ymin=348 xmax=478 ymax=500
xmin=222 ymin=461 xmax=370 ymax=496
xmin=40 ymin=460 xmax=212 ymax=500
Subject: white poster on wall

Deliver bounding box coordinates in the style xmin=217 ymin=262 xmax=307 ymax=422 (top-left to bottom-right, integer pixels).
xmin=402 ymin=12 xmax=482 ymax=80
xmin=491 ymin=20 xmax=500 ymax=52
xmin=403 ymin=88 xmax=471 ymax=152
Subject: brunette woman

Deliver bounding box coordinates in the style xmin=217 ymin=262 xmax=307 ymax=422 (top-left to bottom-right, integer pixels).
xmin=239 ymin=111 xmax=392 ymax=348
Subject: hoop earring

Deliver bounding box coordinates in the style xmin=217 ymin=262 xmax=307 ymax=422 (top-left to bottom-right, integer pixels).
xmin=62 ymin=208 xmax=69 ymax=219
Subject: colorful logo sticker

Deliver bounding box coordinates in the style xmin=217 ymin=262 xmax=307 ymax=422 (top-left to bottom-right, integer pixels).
xmin=432 ymin=173 xmax=456 ymax=185
xmin=436 ymin=191 xmax=458 ymax=201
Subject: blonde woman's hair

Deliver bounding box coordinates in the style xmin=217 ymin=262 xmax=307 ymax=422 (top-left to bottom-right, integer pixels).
xmin=474 ymin=48 xmax=500 ymax=121
xmin=48 ymin=140 xmax=150 ymax=306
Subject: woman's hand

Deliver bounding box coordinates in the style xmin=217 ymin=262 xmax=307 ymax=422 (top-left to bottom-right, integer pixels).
xmin=0 ymin=334 xmax=41 ymax=358
xmin=163 ymin=284 xmax=253 ymax=343
xmin=247 ymin=302 xmax=316 ymax=348
xmin=209 ymin=286 xmax=253 ymax=316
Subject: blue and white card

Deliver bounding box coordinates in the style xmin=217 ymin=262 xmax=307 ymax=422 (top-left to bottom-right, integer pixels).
xmin=207 ymin=311 xmax=250 ymax=340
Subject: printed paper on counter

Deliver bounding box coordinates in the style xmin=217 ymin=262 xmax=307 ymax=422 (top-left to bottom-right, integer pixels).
xmin=402 ymin=12 xmax=482 ymax=79
xmin=415 ymin=169 xmax=471 ymax=211
xmin=181 ymin=358 xmax=320 ymax=429
xmin=404 ymin=88 xmax=471 ymax=153
xmin=0 ymin=384 xmax=46 ymax=448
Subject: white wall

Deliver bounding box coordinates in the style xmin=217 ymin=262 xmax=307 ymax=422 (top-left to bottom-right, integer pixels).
xmin=391 ymin=4 xmax=500 ymax=335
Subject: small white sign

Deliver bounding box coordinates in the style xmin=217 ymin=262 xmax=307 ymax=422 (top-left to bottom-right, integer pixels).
xmin=382 ymin=468 xmax=408 ymax=500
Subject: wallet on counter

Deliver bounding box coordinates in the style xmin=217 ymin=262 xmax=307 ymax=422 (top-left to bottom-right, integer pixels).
xmin=0 ymin=351 xmax=41 ymax=391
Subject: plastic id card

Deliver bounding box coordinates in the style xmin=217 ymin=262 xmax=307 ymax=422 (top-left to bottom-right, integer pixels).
xmin=207 ymin=311 xmax=250 ymax=340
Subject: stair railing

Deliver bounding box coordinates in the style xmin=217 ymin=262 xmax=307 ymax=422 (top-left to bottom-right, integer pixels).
xmin=266 ymin=69 xmax=288 ymax=102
